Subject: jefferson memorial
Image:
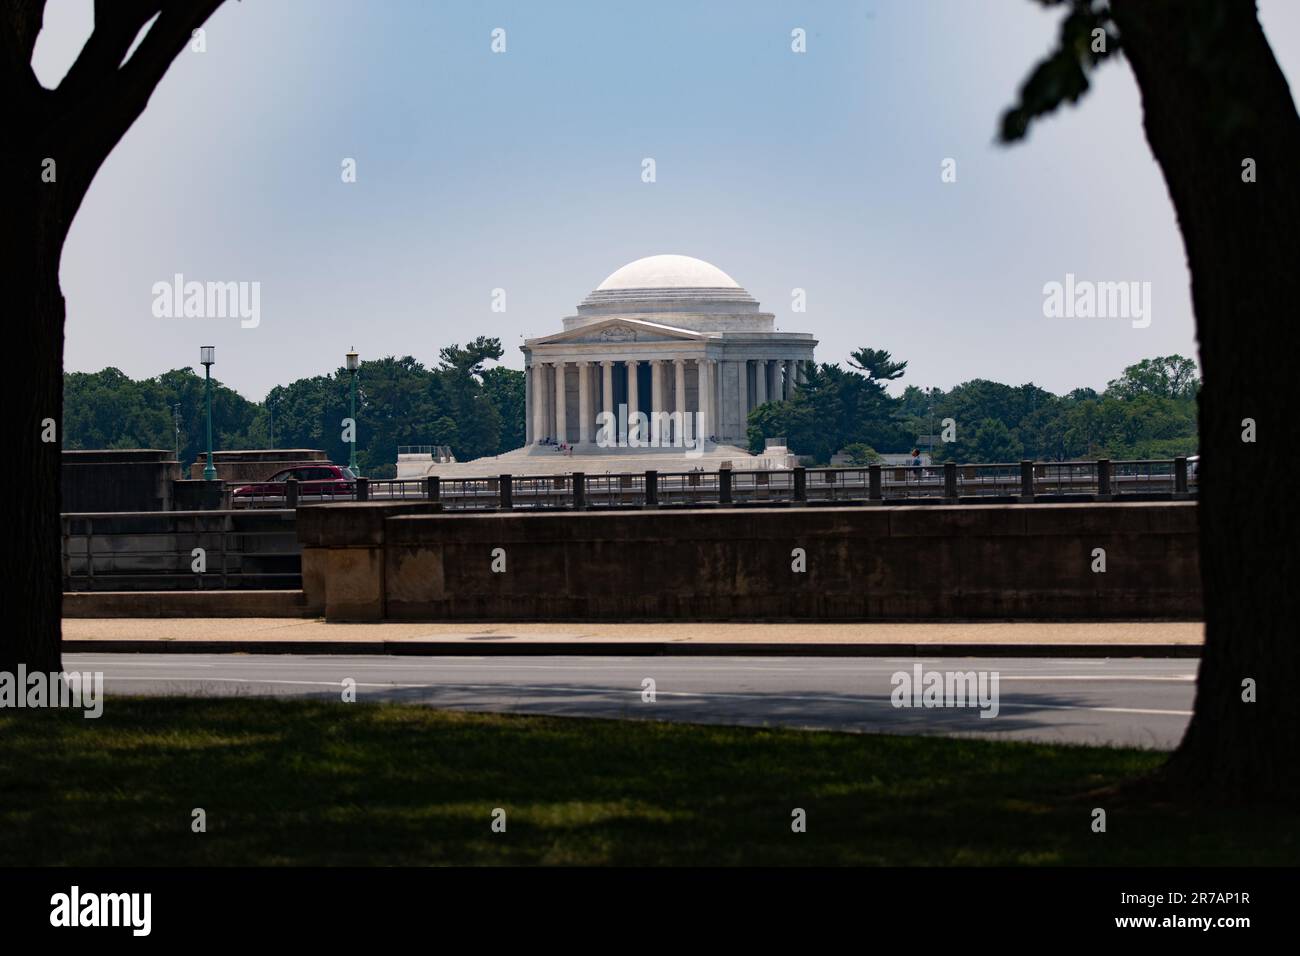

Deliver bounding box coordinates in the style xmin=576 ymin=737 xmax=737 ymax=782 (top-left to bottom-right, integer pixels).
xmin=401 ymin=254 xmax=817 ymax=477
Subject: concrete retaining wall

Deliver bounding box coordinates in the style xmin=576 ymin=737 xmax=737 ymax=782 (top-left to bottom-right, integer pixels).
xmin=299 ymin=501 xmax=1201 ymax=622
xmin=63 ymin=589 xmax=311 ymax=618
xmin=63 ymin=449 xmax=179 ymax=512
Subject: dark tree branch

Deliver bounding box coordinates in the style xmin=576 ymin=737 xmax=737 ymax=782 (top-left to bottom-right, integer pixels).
xmin=1 ymin=0 xmax=46 ymax=82
xmin=49 ymin=0 xmax=229 ymax=234
xmin=58 ymin=0 xmax=166 ymax=101
xmin=1 ymin=0 xmax=48 ymax=124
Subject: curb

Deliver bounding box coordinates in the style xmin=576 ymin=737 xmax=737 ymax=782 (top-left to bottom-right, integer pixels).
xmin=62 ymin=640 xmax=1202 ymax=658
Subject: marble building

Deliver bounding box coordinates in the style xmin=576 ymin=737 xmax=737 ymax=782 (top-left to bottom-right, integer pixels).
xmin=401 ymin=254 xmax=817 ymax=477
xmin=526 ymin=255 xmax=815 ymax=446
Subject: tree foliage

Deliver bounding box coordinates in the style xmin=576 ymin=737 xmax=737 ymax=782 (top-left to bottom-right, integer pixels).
xmin=745 ymin=351 xmax=1199 ymax=464
xmin=63 ymin=340 xmax=522 ymax=477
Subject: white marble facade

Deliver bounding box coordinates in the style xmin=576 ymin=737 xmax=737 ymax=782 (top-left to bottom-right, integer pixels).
xmin=522 ymin=255 xmax=817 ymax=449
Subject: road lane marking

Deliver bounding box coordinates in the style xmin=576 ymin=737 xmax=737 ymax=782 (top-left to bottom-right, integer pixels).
xmin=99 ymin=676 xmax=1193 ymax=717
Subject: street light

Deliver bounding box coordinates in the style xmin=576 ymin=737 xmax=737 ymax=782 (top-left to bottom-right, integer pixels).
xmin=172 ymin=403 xmax=181 ymax=463
xmin=346 ymin=347 xmax=360 ymax=474
xmin=200 ymin=346 xmax=216 ymax=481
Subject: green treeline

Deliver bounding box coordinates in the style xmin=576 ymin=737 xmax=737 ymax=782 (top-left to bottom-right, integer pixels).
xmin=62 ymin=337 xmax=524 ymax=478
xmin=62 ymin=342 xmax=1198 ymax=474
xmin=748 ymin=352 xmax=1199 ymax=464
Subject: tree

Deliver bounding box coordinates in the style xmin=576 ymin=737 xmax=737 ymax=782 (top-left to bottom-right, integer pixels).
xmin=847 ymin=348 xmax=908 ymax=382
xmin=436 ymin=338 xmax=505 ymax=461
xmin=1004 ymin=0 xmax=1299 ymax=801
xmin=1105 ymin=355 xmax=1199 ymax=402
xmin=4 ymin=0 xmax=229 ymax=673
xmin=839 ymin=443 xmax=881 ymax=466
xmin=481 ymin=365 xmax=526 ymax=453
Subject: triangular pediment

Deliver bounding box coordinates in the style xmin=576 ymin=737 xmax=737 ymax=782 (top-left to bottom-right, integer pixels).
xmin=529 ymin=318 xmax=708 ymax=347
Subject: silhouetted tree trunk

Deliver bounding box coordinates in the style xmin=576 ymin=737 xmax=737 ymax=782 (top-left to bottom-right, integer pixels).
xmin=1110 ymin=0 xmax=1300 ymax=801
xmin=1 ymin=0 xmax=226 ymax=674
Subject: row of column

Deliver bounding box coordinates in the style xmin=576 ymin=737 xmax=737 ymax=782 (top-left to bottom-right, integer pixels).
xmin=529 ymin=357 xmax=808 ymax=445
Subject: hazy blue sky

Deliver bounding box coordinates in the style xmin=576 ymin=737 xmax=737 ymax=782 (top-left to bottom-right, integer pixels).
xmin=34 ymin=0 xmax=1300 ymax=400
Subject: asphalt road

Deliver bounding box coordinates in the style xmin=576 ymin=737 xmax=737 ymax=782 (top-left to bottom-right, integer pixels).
xmin=66 ymin=653 xmax=1197 ymax=749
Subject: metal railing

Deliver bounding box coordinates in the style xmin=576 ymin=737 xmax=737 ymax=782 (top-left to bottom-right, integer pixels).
xmin=62 ymin=509 xmax=301 ymax=591
xmin=61 ymin=458 xmax=1196 ymax=592
xmin=218 ymin=457 xmax=1197 ymax=513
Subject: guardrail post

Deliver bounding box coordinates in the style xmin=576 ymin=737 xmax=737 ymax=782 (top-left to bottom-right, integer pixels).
xmin=868 ymin=464 xmax=882 ymax=501
xmin=645 ymin=470 xmax=658 ymax=507
xmin=61 ymin=516 xmax=69 ymax=588
xmin=285 ymin=477 xmax=299 ymax=509
xmin=356 ymin=477 xmax=370 ymax=501
xmin=1019 ymin=460 xmax=1034 ymax=501
xmin=1097 ymin=458 xmax=1111 ymax=499
xmin=943 ymin=461 xmax=957 ymax=501
xmin=425 ymin=475 xmax=440 ymax=503
xmin=86 ymin=516 xmax=94 ymax=589
xmin=793 ymin=466 xmax=806 ymax=503
xmin=499 ymin=474 xmax=513 ymax=510
xmin=719 ymin=468 xmax=732 ymax=505
xmin=572 ymin=472 xmax=586 ymax=510
xmin=1174 ymin=456 xmax=1188 ymax=495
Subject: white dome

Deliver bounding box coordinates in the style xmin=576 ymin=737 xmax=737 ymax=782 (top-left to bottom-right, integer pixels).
xmin=596 ymin=254 xmax=741 ymax=291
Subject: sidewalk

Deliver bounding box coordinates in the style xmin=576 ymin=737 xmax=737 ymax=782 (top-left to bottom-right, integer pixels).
xmin=61 ymin=619 xmax=1205 ymax=657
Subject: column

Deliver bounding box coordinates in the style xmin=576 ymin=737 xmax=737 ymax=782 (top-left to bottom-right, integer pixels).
xmin=532 ymin=361 xmax=547 ymax=443
xmin=525 ymin=364 xmax=533 ymax=445
xmin=698 ymin=358 xmax=712 ymax=444
xmin=554 ymin=360 xmax=567 ymax=445
xmin=601 ymin=360 xmax=614 ymax=445
xmin=715 ymin=359 xmax=723 ymax=440
xmin=626 ymin=359 xmax=639 ymax=444
xmin=650 ymin=359 xmax=664 ymax=444
xmin=737 ymin=360 xmax=749 ymax=435
xmin=673 ymin=357 xmax=686 ymax=444
xmin=755 ymin=359 xmax=768 ymax=405
xmin=577 ymin=361 xmax=591 ymax=444
xmin=713 ymin=360 xmax=721 ymax=440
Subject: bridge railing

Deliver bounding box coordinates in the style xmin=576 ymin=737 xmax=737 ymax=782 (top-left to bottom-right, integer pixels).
xmin=62 ymin=510 xmax=301 ymax=592
xmin=61 ymin=458 xmax=1196 ymax=591
xmin=584 ymin=472 xmax=647 ymax=509
xmin=218 ymin=457 xmax=1197 ymax=511
xmin=657 ymin=470 xmax=722 ymax=506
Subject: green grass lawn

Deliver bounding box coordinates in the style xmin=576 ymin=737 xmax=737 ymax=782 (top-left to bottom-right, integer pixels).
xmin=1 ymin=698 xmax=1293 ymax=866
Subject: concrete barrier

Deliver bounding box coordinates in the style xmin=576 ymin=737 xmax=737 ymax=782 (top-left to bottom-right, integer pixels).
xmin=297 ymin=501 xmax=443 ymax=620
xmin=62 ymin=589 xmax=312 ymax=618
xmin=297 ymin=500 xmax=1201 ymax=622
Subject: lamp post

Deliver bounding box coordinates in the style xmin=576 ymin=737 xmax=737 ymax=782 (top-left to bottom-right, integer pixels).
xmin=346 ymin=347 xmax=360 ymax=474
xmin=172 ymin=403 xmax=181 ymax=463
xmin=201 ymin=346 xmax=216 ymax=480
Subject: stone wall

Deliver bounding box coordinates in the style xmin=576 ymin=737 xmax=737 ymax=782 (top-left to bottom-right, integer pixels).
xmin=190 ymin=449 xmax=328 ymax=482
xmin=300 ymin=501 xmax=1201 ymax=622
xmin=63 ymin=449 xmax=179 ymax=512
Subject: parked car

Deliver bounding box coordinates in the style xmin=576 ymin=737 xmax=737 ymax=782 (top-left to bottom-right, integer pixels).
xmin=232 ymin=464 xmax=357 ymax=501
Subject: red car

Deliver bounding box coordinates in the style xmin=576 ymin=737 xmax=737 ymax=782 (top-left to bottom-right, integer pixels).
xmin=233 ymin=464 xmax=357 ymax=501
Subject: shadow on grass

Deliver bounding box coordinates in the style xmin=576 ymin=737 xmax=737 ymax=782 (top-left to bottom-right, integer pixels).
xmin=0 ymin=698 xmax=1292 ymax=866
